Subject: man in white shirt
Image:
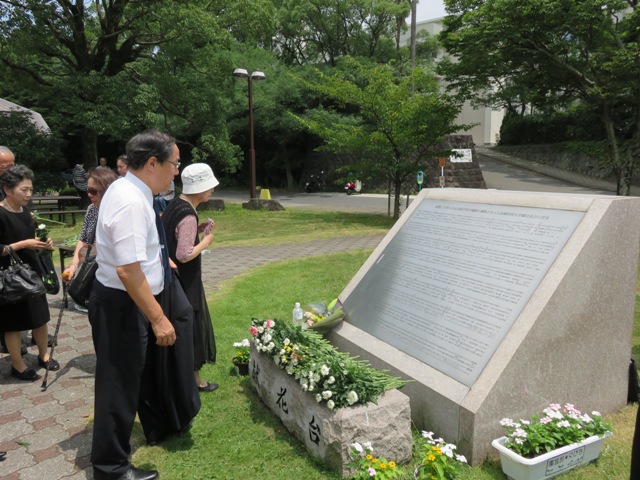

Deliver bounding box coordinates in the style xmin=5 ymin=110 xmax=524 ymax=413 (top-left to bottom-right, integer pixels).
xmin=89 ymin=130 xmax=179 ymax=480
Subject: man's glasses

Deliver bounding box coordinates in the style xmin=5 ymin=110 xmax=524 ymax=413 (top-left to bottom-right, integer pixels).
xmin=165 ymin=159 xmax=181 ymax=169
xmin=87 ymin=188 xmax=103 ymax=196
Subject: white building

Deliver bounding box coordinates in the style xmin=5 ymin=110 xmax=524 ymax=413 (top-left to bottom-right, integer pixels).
xmin=0 ymin=97 xmax=50 ymax=132
xmin=400 ymin=18 xmax=504 ymax=145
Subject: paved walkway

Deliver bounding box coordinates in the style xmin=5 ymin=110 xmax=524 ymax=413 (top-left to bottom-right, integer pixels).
xmin=0 ymin=235 xmax=383 ymax=480
xmin=475 ymin=145 xmax=640 ymax=196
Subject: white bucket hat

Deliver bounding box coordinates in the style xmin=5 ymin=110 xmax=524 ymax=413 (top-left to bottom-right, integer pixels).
xmin=181 ymin=163 xmax=219 ymax=194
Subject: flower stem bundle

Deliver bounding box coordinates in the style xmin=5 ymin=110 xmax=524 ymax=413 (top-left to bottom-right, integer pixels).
xmin=250 ymin=317 xmax=410 ymax=409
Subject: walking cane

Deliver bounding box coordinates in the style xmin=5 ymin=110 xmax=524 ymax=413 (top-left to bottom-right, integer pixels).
xmin=41 ymin=288 xmax=66 ymax=391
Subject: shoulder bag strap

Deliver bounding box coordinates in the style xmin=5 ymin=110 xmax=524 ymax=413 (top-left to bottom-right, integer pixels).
xmin=6 ymin=246 xmax=23 ymax=265
xmin=85 ymin=229 xmax=96 ymax=257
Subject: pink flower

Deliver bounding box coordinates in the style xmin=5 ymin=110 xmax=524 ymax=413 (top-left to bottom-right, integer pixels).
xmin=564 ymin=403 xmax=581 ymax=415
xmin=368 ymin=467 xmax=376 ymax=476
xmin=265 ymin=319 xmax=275 ymax=329
xmin=249 ymin=326 xmax=259 ymax=336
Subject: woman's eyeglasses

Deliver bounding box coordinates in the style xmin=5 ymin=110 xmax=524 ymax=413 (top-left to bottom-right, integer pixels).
xmin=87 ymin=188 xmax=103 ymax=196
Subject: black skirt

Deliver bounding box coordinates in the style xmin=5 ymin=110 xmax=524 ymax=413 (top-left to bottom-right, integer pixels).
xmin=0 ymin=207 xmax=50 ymax=332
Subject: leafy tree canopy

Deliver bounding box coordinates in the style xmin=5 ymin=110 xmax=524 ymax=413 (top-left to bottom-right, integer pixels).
xmin=293 ymin=56 xmax=463 ymax=218
xmin=439 ymin=0 xmax=640 ymax=194
xmin=273 ymin=0 xmax=411 ymax=66
xmin=0 ymin=0 xmax=253 ymax=170
xmin=0 ymin=111 xmax=66 ymax=190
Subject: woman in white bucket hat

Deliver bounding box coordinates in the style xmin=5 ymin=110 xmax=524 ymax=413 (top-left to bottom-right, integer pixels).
xmin=162 ymin=163 xmax=219 ymax=392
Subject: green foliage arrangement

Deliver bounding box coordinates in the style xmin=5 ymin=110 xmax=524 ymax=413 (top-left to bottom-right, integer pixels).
xmin=499 ymin=403 xmax=613 ymax=458
xmin=250 ymin=318 xmax=410 ymax=410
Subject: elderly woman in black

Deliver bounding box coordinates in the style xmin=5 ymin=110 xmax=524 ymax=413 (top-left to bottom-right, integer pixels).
xmin=0 ymin=165 xmax=59 ymax=380
xmin=162 ymin=163 xmax=218 ymax=392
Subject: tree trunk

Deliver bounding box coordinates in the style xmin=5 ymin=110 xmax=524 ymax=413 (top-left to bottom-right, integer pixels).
xmin=285 ymin=160 xmax=295 ymax=190
xmin=387 ymin=178 xmax=393 ymax=217
xmin=600 ymin=102 xmax=626 ymax=195
xmin=393 ymin=179 xmax=402 ymax=220
xmin=410 ymin=0 xmax=417 ymax=69
xmin=82 ymin=128 xmax=98 ymax=169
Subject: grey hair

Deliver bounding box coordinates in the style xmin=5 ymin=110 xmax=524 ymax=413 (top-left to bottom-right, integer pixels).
xmin=0 ymin=146 xmax=14 ymax=156
xmin=125 ymin=130 xmax=176 ymax=170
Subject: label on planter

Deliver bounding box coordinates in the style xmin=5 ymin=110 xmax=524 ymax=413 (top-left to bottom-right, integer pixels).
xmin=545 ymin=446 xmax=585 ymax=476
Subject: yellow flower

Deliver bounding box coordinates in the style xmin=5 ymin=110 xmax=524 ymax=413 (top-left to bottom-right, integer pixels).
xmin=366 ymin=454 xmax=373 ymax=461
xmin=389 ymin=461 xmax=396 ymax=468
xmin=379 ymin=463 xmax=387 ymax=469
xmin=371 ymin=458 xmax=378 ymax=464
xmin=428 ymin=454 xmax=436 ymax=462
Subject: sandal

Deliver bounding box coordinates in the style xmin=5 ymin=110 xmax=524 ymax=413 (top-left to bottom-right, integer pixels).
xmin=38 ymin=356 xmax=60 ymax=371
xmin=11 ymin=366 xmax=42 ymax=381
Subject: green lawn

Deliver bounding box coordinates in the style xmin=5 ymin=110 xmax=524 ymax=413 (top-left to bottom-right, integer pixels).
xmin=46 ymin=205 xmax=639 ymax=479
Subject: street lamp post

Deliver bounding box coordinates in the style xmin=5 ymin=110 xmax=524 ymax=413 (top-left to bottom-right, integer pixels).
xmin=233 ymin=68 xmax=266 ymax=199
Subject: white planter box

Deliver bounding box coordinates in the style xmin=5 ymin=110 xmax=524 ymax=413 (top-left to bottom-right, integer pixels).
xmin=491 ymin=434 xmax=610 ymax=480
xmin=249 ymin=346 xmax=412 ymax=477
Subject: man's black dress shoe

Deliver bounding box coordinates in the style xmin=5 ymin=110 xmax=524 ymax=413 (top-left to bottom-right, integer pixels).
xmin=94 ymin=466 xmax=159 ymax=480
xmin=119 ymin=467 xmax=159 ymax=480
xmin=0 ymin=451 xmax=6 ymax=461
xmin=38 ymin=356 xmax=60 ymax=371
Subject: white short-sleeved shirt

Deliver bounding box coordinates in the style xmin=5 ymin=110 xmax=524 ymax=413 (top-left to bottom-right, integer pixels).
xmin=95 ymin=173 xmax=164 ymax=294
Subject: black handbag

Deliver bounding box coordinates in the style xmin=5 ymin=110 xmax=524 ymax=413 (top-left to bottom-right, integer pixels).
xmin=0 ymin=246 xmax=47 ymax=305
xmin=38 ymin=250 xmax=60 ymax=295
xmin=67 ymin=242 xmax=97 ymax=308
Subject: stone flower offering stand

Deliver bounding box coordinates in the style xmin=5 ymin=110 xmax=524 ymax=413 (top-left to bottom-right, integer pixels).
xmin=249 ymin=344 xmax=413 ymax=477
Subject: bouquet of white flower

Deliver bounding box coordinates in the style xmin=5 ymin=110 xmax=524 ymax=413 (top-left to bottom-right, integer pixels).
xmin=250 ymin=317 xmax=409 ymax=410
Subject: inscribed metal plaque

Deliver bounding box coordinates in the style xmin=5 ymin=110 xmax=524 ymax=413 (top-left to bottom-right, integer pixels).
xmin=343 ymin=200 xmax=585 ymax=386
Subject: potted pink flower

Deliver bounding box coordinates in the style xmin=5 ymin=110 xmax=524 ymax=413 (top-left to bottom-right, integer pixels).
xmin=492 ymin=402 xmax=613 ymax=480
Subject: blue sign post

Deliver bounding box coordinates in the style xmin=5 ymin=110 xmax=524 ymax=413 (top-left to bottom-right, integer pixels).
xmin=416 ymin=171 xmax=424 ymax=191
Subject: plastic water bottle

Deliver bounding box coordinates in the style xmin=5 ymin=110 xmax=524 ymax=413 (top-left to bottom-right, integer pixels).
xmin=292 ymin=302 xmax=304 ymax=327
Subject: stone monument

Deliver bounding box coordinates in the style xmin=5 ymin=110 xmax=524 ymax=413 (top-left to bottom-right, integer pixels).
xmin=249 ymin=346 xmax=413 ymax=476
xmin=328 ymin=188 xmax=640 ymax=464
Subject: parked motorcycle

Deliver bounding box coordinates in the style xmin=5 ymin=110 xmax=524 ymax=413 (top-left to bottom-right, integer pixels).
xmin=305 ymin=171 xmax=325 ymax=193
xmin=345 ymin=179 xmax=362 ymax=195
